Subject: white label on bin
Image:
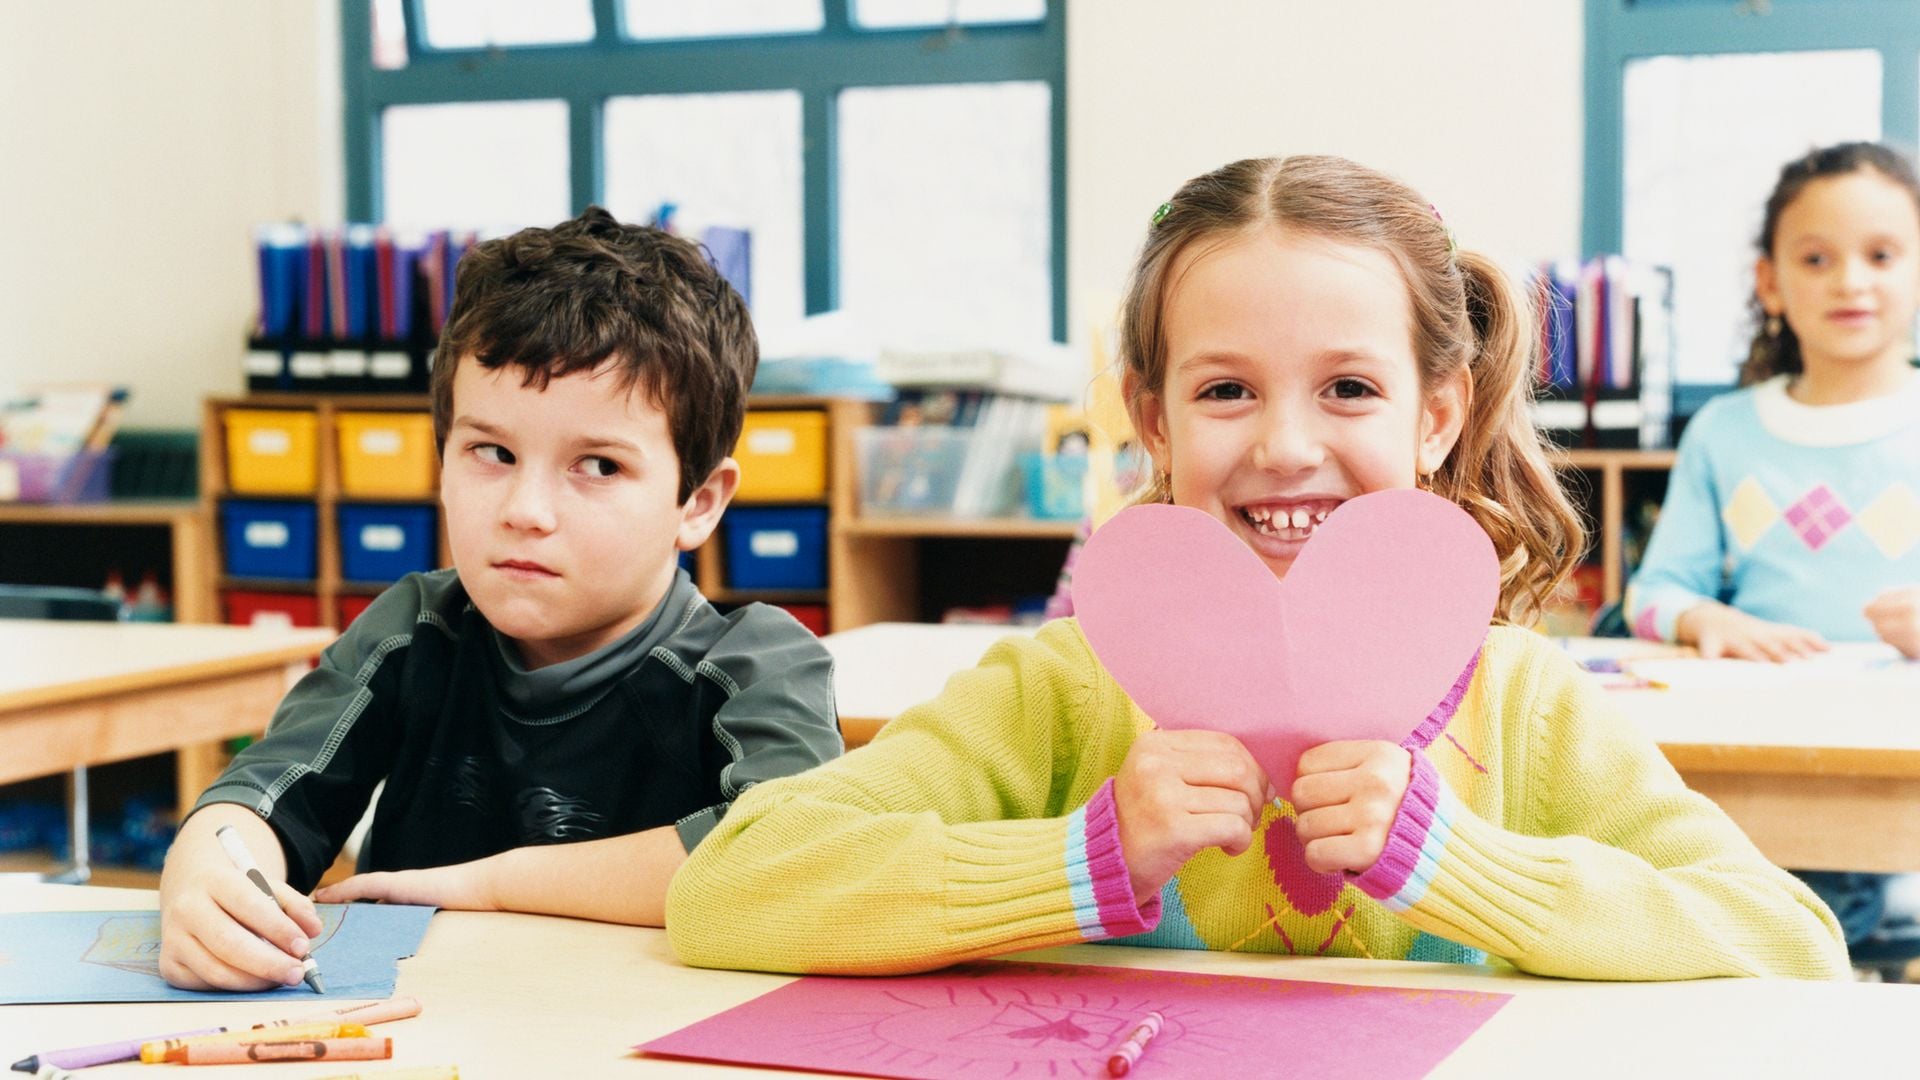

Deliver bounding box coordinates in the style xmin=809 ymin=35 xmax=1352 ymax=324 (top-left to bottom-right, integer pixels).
xmin=749 ymin=530 xmax=800 ymax=559
xmin=290 ymin=353 xmax=328 ymax=378
xmin=247 ymin=429 xmax=292 ymax=456
xmin=244 ymin=351 xmax=282 ymax=376
xmin=244 ymin=521 xmax=290 ymax=549
xmin=0 ymin=460 xmax=18 ymax=501
xmin=329 ymin=351 xmax=369 ymax=376
xmin=360 ymin=524 xmax=406 ymax=552
xmin=747 ymin=428 xmax=797 ymax=456
xmin=249 ymin=611 xmax=295 ymax=631
xmin=359 ymin=430 xmax=403 ymax=456
xmin=371 ymin=352 xmax=410 ymax=378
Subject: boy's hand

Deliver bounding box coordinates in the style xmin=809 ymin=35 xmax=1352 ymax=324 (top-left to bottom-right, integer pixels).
xmin=1676 ymin=602 xmax=1828 ymax=662
xmin=158 ymin=810 xmax=322 ymax=991
xmin=1865 ymin=587 xmax=1920 ymax=659
xmin=314 ymin=861 xmax=498 ymax=910
xmin=1113 ymin=729 xmax=1273 ymax=907
xmin=1290 ymin=740 xmax=1413 ymax=876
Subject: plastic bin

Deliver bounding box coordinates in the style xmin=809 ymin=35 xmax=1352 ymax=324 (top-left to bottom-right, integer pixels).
xmin=775 ymin=603 xmax=830 ymax=636
xmin=336 ymin=411 xmax=437 ymax=497
xmin=855 ymin=426 xmax=980 ymax=516
xmin=1020 ymin=452 xmax=1088 ymax=520
xmin=337 ymin=594 xmax=376 ymax=628
xmin=221 ymin=501 xmax=317 ymax=580
xmin=724 ymin=507 xmax=828 ymax=591
xmin=224 ymin=410 xmax=318 ymax=495
xmin=339 ymin=504 xmax=438 ymax=583
xmin=735 ymin=411 xmax=828 ymax=501
xmin=0 ymin=449 xmax=115 ymax=504
xmin=224 ymin=590 xmax=320 ymax=628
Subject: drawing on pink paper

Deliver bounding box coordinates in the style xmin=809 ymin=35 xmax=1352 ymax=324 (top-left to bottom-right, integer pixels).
xmin=641 ymin=960 xmax=1511 ymax=1080
xmin=1069 ymin=489 xmax=1498 ymax=794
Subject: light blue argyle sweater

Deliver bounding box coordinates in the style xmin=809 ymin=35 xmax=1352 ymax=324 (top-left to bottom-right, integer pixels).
xmin=1626 ymin=372 xmax=1920 ymax=643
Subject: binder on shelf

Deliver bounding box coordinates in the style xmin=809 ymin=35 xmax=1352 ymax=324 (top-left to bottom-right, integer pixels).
xmin=1526 ymin=257 xmax=1673 ymax=450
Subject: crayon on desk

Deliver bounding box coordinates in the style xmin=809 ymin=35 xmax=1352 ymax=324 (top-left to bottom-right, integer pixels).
xmin=318 ymin=1060 xmax=464 ymax=1068
xmin=215 ymin=823 xmax=326 ymax=993
xmin=9 ymin=1027 xmax=224 ymax=1072
xmin=258 ymin=996 xmax=423 ymax=1029
xmin=1106 ymin=1010 xmax=1163 ymax=1077
xmin=143 ymin=1023 xmax=369 ymax=1062
xmin=176 ymin=1037 xmax=392 ymax=1066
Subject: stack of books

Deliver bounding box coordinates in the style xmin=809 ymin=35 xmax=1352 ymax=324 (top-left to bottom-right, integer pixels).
xmin=1528 ymin=258 xmax=1674 ymax=450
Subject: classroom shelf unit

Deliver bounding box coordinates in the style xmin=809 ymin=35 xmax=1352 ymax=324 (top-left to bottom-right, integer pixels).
xmin=1560 ymin=448 xmax=1679 ymax=607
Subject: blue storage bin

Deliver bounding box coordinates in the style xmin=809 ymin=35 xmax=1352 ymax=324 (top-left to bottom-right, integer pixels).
xmin=221 ymin=500 xmax=317 ymax=580
xmin=725 ymin=507 xmax=827 ymax=591
xmin=340 ymin=504 xmax=438 ymax=582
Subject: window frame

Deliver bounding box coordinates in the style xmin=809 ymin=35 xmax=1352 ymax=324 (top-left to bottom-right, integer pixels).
xmin=1583 ymin=0 xmax=1920 ymax=258
xmin=341 ymin=0 xmax=1069 ymax=339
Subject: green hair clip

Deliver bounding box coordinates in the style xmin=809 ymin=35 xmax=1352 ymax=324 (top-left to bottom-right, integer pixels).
xmin=1150 ymin=202 xmax=1173 ymax=226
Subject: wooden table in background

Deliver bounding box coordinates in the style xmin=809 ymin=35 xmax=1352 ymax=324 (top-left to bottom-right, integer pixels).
xmin=825 ymin=624 xmax=1920 ymax=873
xmin=0 ymin=620 xmax=334 ymax=812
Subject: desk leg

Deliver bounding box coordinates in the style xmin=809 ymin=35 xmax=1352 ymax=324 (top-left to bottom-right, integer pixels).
xmin=174 ymin=741 xmax=230 ymax=813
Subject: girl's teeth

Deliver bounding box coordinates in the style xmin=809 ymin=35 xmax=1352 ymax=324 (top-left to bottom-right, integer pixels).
xmin=1290 ymin=509 xmax=1309 ymax=528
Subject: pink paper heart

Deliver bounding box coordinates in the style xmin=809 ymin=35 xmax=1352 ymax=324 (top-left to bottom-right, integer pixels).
xmin=1071 ymin=488 xmax=1497 ymax=794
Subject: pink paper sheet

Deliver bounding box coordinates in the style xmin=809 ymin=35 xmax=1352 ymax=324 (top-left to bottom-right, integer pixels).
xmin=641 ymin=960 xmax=1509 ymax=1079
xmin=1070 ymin=490 xmax=1498 ymax=793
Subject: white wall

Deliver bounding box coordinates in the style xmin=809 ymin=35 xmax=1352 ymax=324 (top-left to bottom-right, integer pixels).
xmin=1068 ymin=0 xmax=1584 ymax=335
xmin=0 ymin=1 xmax=340 ymax=430
xmin=0 ymin=1 xmax=1578 ymax=430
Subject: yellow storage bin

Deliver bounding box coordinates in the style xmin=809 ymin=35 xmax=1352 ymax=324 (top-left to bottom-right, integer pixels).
xmin=337 ymin=411 xmax=437 ymax=498
xmin=734 ymin=410 xmax=828 ymax=501
xmin=224 ymin=409 xmax=318 ymax=495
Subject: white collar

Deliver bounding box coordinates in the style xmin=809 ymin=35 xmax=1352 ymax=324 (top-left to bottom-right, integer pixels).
xmin=1752 ymin=370 xmax=1920 ymax=447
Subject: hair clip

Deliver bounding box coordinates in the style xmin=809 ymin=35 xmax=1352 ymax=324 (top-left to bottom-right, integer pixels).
xmin=1429 ymin=202 xmax=1459 ymax=258
xmin=1151 ymin=202 xmax=1173 ymax=226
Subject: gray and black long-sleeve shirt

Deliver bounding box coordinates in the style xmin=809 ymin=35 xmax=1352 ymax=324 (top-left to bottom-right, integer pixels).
xmin=193 ymin=567 xmax=842 ymax=892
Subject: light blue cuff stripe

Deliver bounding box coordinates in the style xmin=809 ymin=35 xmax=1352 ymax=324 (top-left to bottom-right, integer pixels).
xmin=1381 ymin=791 xmax=1458 ymax=913
xmin=1063 ymin=806 xmax=1103 ymax=938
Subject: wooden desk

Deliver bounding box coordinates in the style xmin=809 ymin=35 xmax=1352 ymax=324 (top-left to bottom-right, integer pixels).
xmin=0 ymin=620 xmax=335 ymax=806
xmin=826 ymin=624 xmax=1920 ymax=873
xmin=3 ymin=884 xmax=1914 ymax=1077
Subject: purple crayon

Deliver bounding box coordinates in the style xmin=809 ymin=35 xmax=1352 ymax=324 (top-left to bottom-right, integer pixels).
xmin=10 ymin=1028 xmax=225 ymax=1073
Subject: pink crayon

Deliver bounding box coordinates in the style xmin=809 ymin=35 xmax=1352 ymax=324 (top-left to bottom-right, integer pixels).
xmin=257 ymin=996 xmax=424 ymax=1029
xmin=1105 ymin=1011 xmax=1164 ymax=1077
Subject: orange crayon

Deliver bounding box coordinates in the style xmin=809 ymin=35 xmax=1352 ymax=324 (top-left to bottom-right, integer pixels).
xmin=176 ymin=1037 xmax=392 ymax=1066
xmin=257 ymin=997 xmax=424 ymax=1029
xmin=144 ymin=1024 xmax=369 ymax=1063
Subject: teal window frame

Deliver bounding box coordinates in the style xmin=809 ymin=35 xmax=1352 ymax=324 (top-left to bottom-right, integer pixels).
xmin=341 ymin=1 xmax=1070 ymax=339
xmin=1583 ymin=0 xmax=1920 ymax=258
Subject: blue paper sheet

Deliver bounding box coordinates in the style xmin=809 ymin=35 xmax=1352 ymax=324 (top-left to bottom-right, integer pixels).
xmin=0 ymin=904 xmax=434 ymax=1004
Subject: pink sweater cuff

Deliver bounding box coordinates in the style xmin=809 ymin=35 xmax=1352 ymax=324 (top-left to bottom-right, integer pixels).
xmin=1348 ymin=750 xmax=1442 ymax=901
xmin=1070 ymin=779 xmax=1161 ymax=939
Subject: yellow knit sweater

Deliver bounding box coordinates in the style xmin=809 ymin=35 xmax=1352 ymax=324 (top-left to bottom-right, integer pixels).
xmin=668 ymin=621 xmax=1847 ymax=980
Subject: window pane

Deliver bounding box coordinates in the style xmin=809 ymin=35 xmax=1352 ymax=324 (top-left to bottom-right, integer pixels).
xmin=620 ymin=0 xmax=822 ymax=40
xmin=371 ymin=0 xmax=407 ymax=69
xmin=381 ymin=101 xmax=572 ymax=230
xmin=853 ymin=0 xmax=1044 ymax=28
xmin=839 ymin=81 xmax=1051 ymax=346
xmin=420 ymin=0 xmax=594 ymax=49
xmin=1623 ymin=50 xmax=1879 ymax=385
xmin=603 ymin=92 xmax=805 ymax=338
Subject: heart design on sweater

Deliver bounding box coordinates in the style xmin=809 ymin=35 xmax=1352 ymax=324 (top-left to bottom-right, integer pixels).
xmin=1071 ymin=488 xmax=1497 ymax=796
xmin=1264 ymin=813 xmax=1345 ymax=916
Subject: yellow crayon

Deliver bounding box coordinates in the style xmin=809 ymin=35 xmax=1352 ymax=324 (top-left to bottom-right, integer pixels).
xmin=140 ymin=1023 xmax=368 ymax=1063
xmin=256 ymin=996 xmax=424 ymax=1029
xmin=309 ymin=1060 xmax=458 ymax=1068
xmin=311 ymin=1069 xmax=460 ymax=1080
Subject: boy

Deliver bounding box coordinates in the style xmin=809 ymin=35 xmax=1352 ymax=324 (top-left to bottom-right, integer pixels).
xmin=158 ymin=207 xmax=842 ymax=991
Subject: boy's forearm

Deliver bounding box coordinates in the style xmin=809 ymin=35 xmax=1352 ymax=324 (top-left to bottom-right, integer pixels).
xmin=167 ymin=803 xmax=288 ymax=883
xmin=482 ymin=825 xmax=687 ymax=926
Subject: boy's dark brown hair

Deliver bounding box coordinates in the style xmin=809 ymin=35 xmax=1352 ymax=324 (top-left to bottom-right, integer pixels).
xmin=431 ymin=205 xmax=758 ymax=504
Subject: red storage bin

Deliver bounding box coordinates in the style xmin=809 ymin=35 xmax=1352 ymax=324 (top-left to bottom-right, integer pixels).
xmin=776 ymin=603 xmax=829 ymax=636
xmin=224 ymin=590 xmax=320 ymax=629
xmin=337 ymin=594 xmax=376 ymax=628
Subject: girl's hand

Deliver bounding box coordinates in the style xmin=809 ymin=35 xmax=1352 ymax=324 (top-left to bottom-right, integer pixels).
xmin=1676 ymin=602 xmax=1828 ymax=662
xmin=1113 ymin=729 xmax=1273 ymax=907
xmin=314 ymin=860 xmax=499 ymax=910
xmin=1290 ymin=740 xmax=1413 ymax=875
xmin=1865 ymin=586 xmax=1920 ymax=659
